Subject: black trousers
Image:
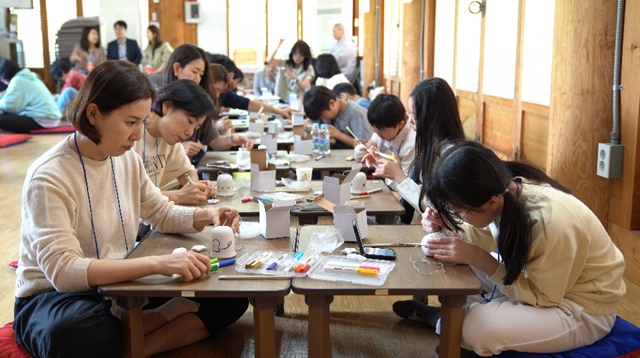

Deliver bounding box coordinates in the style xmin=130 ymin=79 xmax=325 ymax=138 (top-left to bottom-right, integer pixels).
xmin=0 ymin=114 xmax=44 ymax=133
xmin=14 ymin=289 xmax=249 ymax=357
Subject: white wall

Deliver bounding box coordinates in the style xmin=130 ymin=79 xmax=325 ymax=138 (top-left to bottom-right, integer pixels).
xmin=95 ymin=0 xmax=148 ymax=49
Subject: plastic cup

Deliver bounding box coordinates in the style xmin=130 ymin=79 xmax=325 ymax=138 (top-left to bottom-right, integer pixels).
xmin=295 ymin=167 xmax=313 ymax=183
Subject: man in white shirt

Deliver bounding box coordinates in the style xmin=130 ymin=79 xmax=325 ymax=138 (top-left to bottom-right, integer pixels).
xmin=330 ymin=23 xmax=358 ymax=83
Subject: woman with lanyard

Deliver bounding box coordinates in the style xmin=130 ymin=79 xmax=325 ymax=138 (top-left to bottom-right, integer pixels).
xmin=14 ymin=61 xmax=248 ymax=357
xmin=132 ymin=79 xmax=215 ymax=205
xmin=69 ymin=26 xmax=105 ymax=74
xmin=395 ymin=141 xmax=626 ymax=356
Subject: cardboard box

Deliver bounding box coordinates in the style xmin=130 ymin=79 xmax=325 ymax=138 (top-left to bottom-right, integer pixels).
xmin=259 ymin=199 xmax=295 ymax=239
xmin=250 ymin=148 xmax=276 ymax=192
xmin=322 ymin=164 xmax=362 ymax=205
xmin=293 ymin=124 xmax=313 ymax=155
xmin=313 ymin=194 xmax=367 ymax=242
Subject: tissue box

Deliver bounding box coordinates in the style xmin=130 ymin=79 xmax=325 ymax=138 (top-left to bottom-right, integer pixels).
xmin=313 ymin=194 xmax=367 ymax=242
xmin=322 ymin=164 xmax=362 ymax=205
xmin=293 ymin=125 xmax=313 ymax=155
xmin=259 ymin=199 xmax=295 ymax=239
xmin=250 ymin=148 xmax=276 ymax=192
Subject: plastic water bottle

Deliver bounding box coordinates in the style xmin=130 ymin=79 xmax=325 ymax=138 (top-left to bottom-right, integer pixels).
xmin=320 ymin=124 xmax=331 ymax=155
xmin=312 ymin=123 xmax=321 ymax=154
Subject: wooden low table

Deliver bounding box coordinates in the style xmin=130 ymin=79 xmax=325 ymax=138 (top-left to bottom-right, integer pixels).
xmin=98 ymin=227 xmax=295 ymax=358
xmin=292 ymin=225 xmax=482 ymax=358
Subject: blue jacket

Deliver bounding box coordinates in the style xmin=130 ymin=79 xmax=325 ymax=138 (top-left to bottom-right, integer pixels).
xmin=106 ymin=38 xmax=142 ymax=65
xmin=0 ymin=68 xmax=62 ymax=125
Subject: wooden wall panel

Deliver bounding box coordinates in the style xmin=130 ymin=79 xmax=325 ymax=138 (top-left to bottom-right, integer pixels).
xmin=609 ymin=223 xmax=640 ymax=284
xmin=482 ymin=97 xmax=515 ymax=158
xmin=363 ymin=0 xmax=384 ymax=98
xmin=159 ymin=0 xmax=198 ymax=49
xmin=548 ymin=0 xmax=615 ymax=222
xmin=399 ymin=0 xmax=423 ymax=106
xmin=457 ymin=93 xmax=476 ymax=141
xmin=609 ymin=0 xmax=640 ymax=230
xmin=520 ymin=110 xmax=549 ymax=171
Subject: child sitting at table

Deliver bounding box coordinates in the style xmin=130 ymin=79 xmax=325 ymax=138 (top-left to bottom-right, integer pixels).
xmin=357 ymin=94 xmax=415 ymax=176
xmin=133 ymin=79 xmax=216 ymax=205
xmin=14 ymin=61 xmax=248 ymax=358
xmin=398 ymin=140 xmax=626 ymax=357
xmin=303 ymin=85 xmax=373 ymax=148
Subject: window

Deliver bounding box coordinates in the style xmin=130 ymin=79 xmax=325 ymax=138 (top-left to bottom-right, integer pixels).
xmin=382 ymin=0 xmax=402 ymax=78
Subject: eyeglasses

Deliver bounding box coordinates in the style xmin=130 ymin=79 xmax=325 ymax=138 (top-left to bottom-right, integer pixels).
xmin=449 ymin=206 xmax=473 ymax=225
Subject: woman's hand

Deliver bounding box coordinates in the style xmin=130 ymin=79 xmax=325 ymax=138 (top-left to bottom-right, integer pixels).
xmin=423 ymin=232 xmax=476 ymax=265
xmin=215 ymin=116 xmax=233 ymax=134
xmin=421 ymin=208 xmax=445 ymax=234
xmin=285 ymin=70 xmax=297 ymax=81
xmin=157 ymin=251 xmax=210 ymax=282
xmin=175 ymin=181 xmax=210 ymax=205
xmin=232 ymin=135 xmax=254 ymax=150
xmin=180 ymin=141 xmax=203 ymax=157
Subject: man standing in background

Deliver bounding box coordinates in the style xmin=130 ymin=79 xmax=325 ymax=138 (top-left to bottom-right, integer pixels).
xmin=330 ymin=23 xmax=357 ymax=83
xmin=107 ymin=20 xmax=142 ymax=65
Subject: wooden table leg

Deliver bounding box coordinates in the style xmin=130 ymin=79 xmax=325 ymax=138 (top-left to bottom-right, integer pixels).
xmin=116 ymin=296 xmax=146 ymax=358
xmin=250 ymin=297 xmax=279 ymax=358
xmin=305 ymin=295 xmax=334 ymax=358
xmin=437 ymin=295 xmax=467 ymax=358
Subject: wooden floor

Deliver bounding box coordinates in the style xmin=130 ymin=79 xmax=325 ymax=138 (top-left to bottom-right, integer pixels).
xmin=1 ymin=133 xmax=639 ymax=357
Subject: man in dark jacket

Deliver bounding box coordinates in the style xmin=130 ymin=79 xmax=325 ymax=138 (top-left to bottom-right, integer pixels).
xmin=106 ymin=20 xmax=142 ymax=65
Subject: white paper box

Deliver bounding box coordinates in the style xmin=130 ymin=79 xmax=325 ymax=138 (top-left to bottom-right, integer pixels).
xmin=292 ymin=124 xmax=313 ymax=155
xmin=292 ymin=113 xmax=305 ymax=126
xmin=322 ymin=164 xmax=362 ymax=205
xmin=249 ymin=119 xmax=264 ymax=133
xmin=250 ymin=149 xmax=276 ymax=192
xmin=333 ymin=205 xmax=368 ymax=242
xmin=259 ymin=199 xmax=295 ymax=239
xmin=260 ymin=133 xmax=277 ymax=154
xmin=313 ymin=195 xmax=367 ymax=242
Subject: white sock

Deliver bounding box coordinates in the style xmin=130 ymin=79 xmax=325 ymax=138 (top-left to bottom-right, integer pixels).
xmin=144 ymin=297 xmax=200 ymax=322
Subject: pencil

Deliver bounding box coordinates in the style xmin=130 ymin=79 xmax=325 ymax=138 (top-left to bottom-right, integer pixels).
xmin=218 ymin=275 xmax=291 ymax=280
xmin=345 ymin=126 xmax=361 ymax=141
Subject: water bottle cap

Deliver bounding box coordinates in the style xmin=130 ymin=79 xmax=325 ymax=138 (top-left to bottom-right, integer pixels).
xmin=320 ymin=124 xmax=328 ymax=128
xmin=312 ymin=122 xmax=319 ymax=128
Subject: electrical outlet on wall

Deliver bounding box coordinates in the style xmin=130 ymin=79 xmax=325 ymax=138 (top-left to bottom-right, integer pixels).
xmin=596 ymin=143 xmax=623 ymax=178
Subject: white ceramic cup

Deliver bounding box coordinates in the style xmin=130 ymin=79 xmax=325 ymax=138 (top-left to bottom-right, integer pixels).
xmin=216 ymin=172 xmax=235 ymax=196
xmin=421 ymin=231 xmax=450 ymax=257
xmin=295 ymin=167 xmax=313 ymax=183
xmin=267 ymin=121 xmax=278 ymax=133
xmin=350 ymin=172 xmax=367 ymax=194
xmin=211 ymin=226 xmax=236 ymax=259
xmin=236 ymin=147 xmax=251 ymax=169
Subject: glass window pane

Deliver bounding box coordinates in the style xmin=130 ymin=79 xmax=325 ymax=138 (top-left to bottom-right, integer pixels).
xmin=11 ymin=2 xmax=43 ymax=68
xmin=434 ymin=0 xmax=456 ymax=85
xmin=521 ymin=0 xmax=554 ymax=106
xmin=267 ymin=0 xmax=297 ymax=61
xmin=482 ymin=0 xmax=519 ymax=99
xmin=455 ymin=0 xmax=481 ymax=92
xmin=228 ymin=0 xmax=266 ymax=66
xmin=198 ymin=0 xmax=228 ymax=55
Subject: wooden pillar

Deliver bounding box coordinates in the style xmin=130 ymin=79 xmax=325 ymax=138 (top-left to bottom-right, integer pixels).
xmin=39 ymin=0 xmax=53 ymax=91
xmin=548 ymin=0 xmax=616 ymax=223
xmin=363 ymin=0 xmax=384 ymax=98
xmin=76 ymin=0 xmax=83 ymax=17
xmin=399 ymin=0 xmax=422 ymax=106
xmin=399 ymin=0 xmax=435 ymax=106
